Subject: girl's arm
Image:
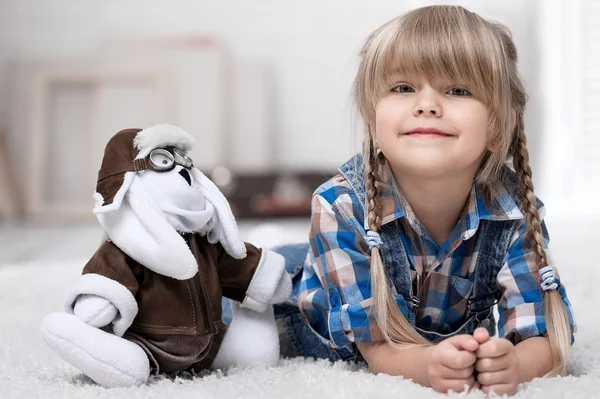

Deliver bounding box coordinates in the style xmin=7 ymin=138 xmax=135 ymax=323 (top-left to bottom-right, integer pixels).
xmin=496 ymin=207 xmax=575 ymax=358
xmin=357 ymin=341 xmax=434 ymax=386
xmin=299 ymin=192 xmax=380 ymax=348
xmin=515 ymin=336 xmax=553 ymax=382
xmin=358 ymin=335 xmax=480 ymax=392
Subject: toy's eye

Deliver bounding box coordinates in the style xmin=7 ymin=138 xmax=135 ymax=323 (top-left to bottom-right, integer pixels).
xmin=149 ymin=149 xmax=174 ymax=170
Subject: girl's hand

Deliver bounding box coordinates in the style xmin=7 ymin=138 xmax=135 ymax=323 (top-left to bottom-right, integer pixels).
xmin=473 ymin=327 xmax=520 ymax=396
xmin=427 ymin=334 xmax=479 ymax=394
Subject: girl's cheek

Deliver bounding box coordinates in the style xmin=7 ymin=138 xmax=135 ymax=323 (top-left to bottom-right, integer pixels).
xmin=375 ymin=114 xmax=397 ymax=138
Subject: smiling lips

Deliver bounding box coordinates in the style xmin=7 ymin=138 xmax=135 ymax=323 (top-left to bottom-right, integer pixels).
xmin=404 ymin=127 xmax=455 ymax=137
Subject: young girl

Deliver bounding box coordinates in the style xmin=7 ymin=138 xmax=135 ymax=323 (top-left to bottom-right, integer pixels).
xmin=271 ymin=5 xmax=576 ymax=396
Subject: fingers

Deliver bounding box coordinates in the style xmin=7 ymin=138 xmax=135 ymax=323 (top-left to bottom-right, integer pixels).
xmin=429 ymin=336 xmax=482 ymax=394
xmin=473 ymin=327 xmax=490 ymax=344
xmin=437 ymin=364 xmax=474 ymax=380
xmin=481 ymin=383 xmax=518 ymax=396
xmin=447 ymin=334 xmax=479 ymax=352
xmin=476 ymin=338 xmax=513 ymax=358
xmin=477 ymin=369 xmax=514 ymax=386
xmin=474 ymin=338 xmax=519 ymax=397
xmin=440 ymin=348 xmax=477 ymax=369
xmin=475 ymin=353 xmax=512 ymax=372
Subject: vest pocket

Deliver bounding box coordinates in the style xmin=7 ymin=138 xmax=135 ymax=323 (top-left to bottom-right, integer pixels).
xmin=449 ymin=275 xmax=475 ymax=307
xmin=415 ymin=272 xmax=475 ymax=333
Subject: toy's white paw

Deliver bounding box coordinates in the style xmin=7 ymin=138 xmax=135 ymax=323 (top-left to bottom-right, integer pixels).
xmin=41 ymin=312 xmax=150 ymax=388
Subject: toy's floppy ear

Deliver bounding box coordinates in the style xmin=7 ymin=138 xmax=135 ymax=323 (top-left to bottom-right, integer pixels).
xmin=192 ymin=169 xmax=247 ymax=259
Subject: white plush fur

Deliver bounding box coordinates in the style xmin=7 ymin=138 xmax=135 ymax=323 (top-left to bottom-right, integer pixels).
xmin=192 ymin=168 xmax=247 ymax=259
xmin=95 ymin=170 xmax=247 ymax=273
xmin=212 ymin=302 xmax=280 ymax=369
xmin=241 ymin=250 xmax=289 ymax=313
xmin=41 ymin=313 xmax=150 ymax=388
xmin=96 ymin=177 xmax=199 ymax=280
xmin=135 ymin=165 xmax=215 ymax=234
xmin=133 ymin=124 xmax=195 ymax=160
xmin=64 ymin=274 xmax=138 ymax=337
xmin=73 ymin=294 xmax=118 ymax=328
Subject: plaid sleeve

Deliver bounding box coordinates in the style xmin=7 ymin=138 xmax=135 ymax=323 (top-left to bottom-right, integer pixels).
xmin=297 ymin=192 xmax=382 ymax=349
xmin=496 ymin=208 xmax=576 ymax=344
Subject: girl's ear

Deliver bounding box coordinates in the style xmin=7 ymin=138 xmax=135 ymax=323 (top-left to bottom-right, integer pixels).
xmin=487 ymin=133 xmax=500 ymax=152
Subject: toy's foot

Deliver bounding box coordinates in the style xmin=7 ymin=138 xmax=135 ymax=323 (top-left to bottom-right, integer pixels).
xmin=212 ymin=301 xmax=280 ymax=369
xmin=41 ymin=312 xmax=150 ymax=388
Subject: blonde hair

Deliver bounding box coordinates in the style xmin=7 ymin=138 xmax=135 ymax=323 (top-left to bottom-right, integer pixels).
xmin=353 ymin=5 xmax=571 ymax=376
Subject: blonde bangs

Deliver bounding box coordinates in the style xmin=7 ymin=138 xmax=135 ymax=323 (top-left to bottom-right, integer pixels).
xmin=357 ymin=6 xmax=508 ymax=119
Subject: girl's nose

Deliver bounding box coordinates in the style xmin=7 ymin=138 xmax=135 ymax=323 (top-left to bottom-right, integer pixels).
xmin=415 ymin=107 xmax=439 ymax=116
xmin=413 ymin=89 xmax=442 ymax=117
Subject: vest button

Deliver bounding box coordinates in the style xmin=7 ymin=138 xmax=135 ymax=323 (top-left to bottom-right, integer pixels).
xmin=479 ymin=319 xmax=491 ymax=329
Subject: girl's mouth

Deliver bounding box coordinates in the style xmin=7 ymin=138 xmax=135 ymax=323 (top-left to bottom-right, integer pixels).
xmin=404 ymin=128 xmax=455 ymax=138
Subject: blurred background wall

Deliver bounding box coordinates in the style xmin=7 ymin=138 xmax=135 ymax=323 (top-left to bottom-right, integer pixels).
xmin=0 ymin=0 xmax=594 ymax=225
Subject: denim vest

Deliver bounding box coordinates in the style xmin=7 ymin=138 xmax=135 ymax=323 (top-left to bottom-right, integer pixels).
xmin=338 ymin=155 xmax=519 ymax=343
xmin=269 ymin=156 xmax=521 ymax=361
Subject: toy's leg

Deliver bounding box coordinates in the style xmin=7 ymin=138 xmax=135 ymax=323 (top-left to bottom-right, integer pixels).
xmin=41 ymin=313 xmax=150 ymax=388
xmin=211 ymin=300 xmax=279 ymax=369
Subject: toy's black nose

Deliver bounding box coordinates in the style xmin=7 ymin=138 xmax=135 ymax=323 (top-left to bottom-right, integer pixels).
xmin=179 ymin=169 xmax=192 ymax=186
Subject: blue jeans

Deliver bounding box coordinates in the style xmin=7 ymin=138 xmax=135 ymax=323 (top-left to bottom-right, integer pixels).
xmin=221 ymin=243 xmax=362 ymax=362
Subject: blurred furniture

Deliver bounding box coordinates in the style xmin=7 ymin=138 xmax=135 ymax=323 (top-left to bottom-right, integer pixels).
xmin=97 ymin=36 xmax=229 ymax=172
xmin=0 ymin=122 xmax=22 ymax=220
xmin=4 ymin=34 xmax=310 ymax=222
xmin=223 ymin=171 xmax=334 ymax=219
xmin=27 ymin=63 xmax=171 ymax=220
xmin=6 ymin=35 xmax=228 ymax=221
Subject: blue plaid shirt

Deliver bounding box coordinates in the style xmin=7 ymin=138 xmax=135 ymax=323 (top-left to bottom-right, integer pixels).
xmin=298 ymin=159 xmax=576 ymax=348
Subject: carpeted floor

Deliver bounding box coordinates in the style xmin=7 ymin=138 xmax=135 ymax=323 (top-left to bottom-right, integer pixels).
xmin=1 ymin=219 xmax=599 ymax=398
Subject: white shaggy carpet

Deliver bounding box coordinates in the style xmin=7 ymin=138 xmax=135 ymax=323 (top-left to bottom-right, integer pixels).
xmin=1 ymin=218 xmax=599 ymax=398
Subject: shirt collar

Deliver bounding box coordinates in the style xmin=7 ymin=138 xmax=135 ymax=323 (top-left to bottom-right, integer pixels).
xmin=460 ymin=182 xmax=524 ymax=240
xmin=378 ymin=167 xmax=524 ymax=239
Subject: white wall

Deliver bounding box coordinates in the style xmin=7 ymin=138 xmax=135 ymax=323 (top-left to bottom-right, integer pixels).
xmin=0 ymin=0 xmax=542 ymax=165
xmin=2 ymin=0 xmax=574 ymax=214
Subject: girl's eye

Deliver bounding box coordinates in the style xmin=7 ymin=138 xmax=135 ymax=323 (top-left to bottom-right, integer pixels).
xmin=391 ymin=85 xmax=414 ymax=93
xmin=448 ymin=88 xmax=471 ymax=96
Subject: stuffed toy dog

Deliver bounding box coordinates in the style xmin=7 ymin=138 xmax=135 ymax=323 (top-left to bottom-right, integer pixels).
xmin=41 ymin=125 xmax=291 ymax=388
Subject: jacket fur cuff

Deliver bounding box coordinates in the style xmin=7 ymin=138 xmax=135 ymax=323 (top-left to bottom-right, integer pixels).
xmin=241 ymin=249 xmax=286 ymax=312
xmin=64 ymin=273 xmax=138 ymax=337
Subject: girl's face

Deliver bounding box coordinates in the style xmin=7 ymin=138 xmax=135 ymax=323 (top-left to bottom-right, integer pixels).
xmin=375 ymin=74 xmax=490 ymax=178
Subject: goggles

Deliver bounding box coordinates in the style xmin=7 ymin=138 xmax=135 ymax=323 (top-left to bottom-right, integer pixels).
xmin=98 ymin=147 xmax=194 ymax=182
xmin=146 ymin=147 xmax=193 ymax=172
